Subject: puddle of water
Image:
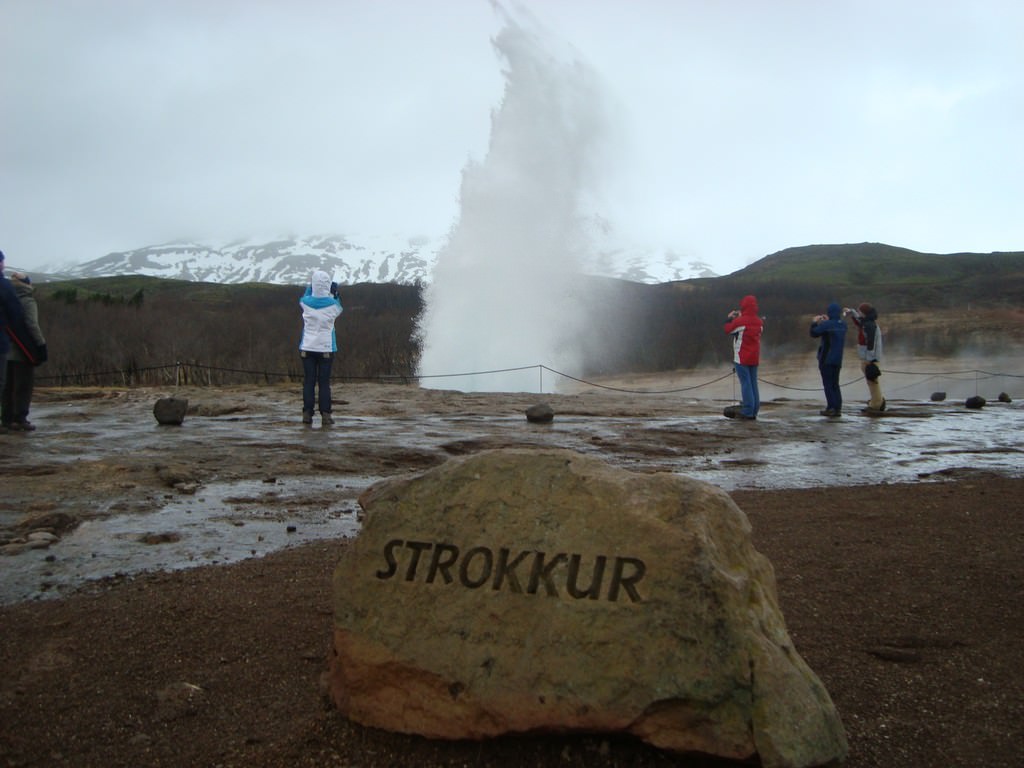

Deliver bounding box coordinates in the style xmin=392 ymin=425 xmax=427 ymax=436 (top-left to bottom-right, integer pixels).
xmin=324 ymin=402 xmax=1024 ymax=491
xmin=679 ymin=405 xmax=1024 ymax=490
xmin=2 ymin=476 xmax=371 ymax=604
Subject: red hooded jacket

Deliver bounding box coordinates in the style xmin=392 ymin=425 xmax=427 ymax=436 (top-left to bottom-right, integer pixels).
xmin=723 ymin=295 xmax=763 ymax=366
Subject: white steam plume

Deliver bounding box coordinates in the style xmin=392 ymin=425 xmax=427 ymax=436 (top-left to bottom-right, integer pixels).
xmin=416 ymin=6 xmax=611 ymax=392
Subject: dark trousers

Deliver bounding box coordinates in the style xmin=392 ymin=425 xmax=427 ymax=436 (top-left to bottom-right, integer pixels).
xmin=819 ymin=363 xmax=843 ymax=412
xmin=302 ymin=352 xmax=333 ymax=414
xmin=2 ymin=359 xmax=34 ymax=424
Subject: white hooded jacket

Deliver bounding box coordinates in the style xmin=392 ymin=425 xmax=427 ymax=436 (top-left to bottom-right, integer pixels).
xmin=299 ymin=270 xmax=343 ymax=353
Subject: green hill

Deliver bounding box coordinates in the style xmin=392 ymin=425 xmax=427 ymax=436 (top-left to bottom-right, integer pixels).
xmin=711 ymin=243 xmax=1024 ymax=307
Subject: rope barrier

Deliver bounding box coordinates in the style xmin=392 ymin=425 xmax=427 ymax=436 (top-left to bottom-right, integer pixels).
xmin=35 ymin=360 xmax=1022 ymax=396
xmin=537 ymin=366 xmax=736 ymax=394
xmin=884 ymin=368 xmax=1024 ymax=379
xmin=412 ymin=364 xmax=541 ymax=380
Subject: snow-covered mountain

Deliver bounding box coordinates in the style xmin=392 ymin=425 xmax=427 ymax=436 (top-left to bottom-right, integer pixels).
xmin=55 ymin=234 xmax=718 ymax=285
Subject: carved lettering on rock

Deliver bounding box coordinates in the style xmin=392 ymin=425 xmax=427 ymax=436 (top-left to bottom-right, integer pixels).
xmin=376 ymin=539 xmax=646 ymax=603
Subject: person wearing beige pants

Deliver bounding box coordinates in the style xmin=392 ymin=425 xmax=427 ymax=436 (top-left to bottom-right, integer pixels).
xmin=847 ymin=303 xmax=886 ymax=412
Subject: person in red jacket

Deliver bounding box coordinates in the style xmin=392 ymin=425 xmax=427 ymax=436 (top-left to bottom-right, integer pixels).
xmin=723 ymin=294 xmax=763 ymax=420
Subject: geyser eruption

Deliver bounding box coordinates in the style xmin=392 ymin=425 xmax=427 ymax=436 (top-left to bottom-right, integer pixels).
xmin=416 ymin=8 xmax=611 ymax=392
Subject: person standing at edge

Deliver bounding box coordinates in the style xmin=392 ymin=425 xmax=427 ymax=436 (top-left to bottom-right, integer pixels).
xmin=0 ymin=251 xmax=27 ymax=435
xmin=2 ymin=272 xmax=47 ymax=431
xmin=810 ymin=302 xmax=846 ymax=418
xmin=847 ymin=302 xmax=886 ymax=412
xmin=299 ymin=270 xmax=343 ymax=426
xmin=723 ymin=294 xmax=763 ymax=420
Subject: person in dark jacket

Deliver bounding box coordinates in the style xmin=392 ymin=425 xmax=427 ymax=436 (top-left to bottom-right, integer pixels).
xmin=723 ymin=294 xmax=763 ymax=420
xmin=2 ymin=272 xmax=47 ymax=431
xmin=0 ymin=250 xmax=27 ymax=434
xmin=847 ymin=302 xmax=885 ymax=412
xmin=810 ymin=302 xmax=846 ymax=418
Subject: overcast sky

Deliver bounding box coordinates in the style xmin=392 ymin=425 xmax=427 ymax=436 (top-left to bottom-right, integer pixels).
xmin=2 ymin=0 xmax=1022 ymax=276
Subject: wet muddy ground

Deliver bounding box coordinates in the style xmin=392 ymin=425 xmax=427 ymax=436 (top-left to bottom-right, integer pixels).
xmin=2 ymin=370 xmax=1021 ymax=605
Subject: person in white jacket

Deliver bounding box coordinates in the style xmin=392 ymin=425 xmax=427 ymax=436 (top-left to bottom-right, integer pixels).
xmin=846 ymin=302 xmax=886 ymax=412
xmin=299 ymin=270 xmax=343 ymax=425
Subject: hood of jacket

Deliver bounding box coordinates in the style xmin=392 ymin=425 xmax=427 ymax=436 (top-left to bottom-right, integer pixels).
xmin=310 ymin=270 xmax=332 ymax=298
xmin=827 ymin=302 xmax=842 ymax=320
xmin=10 ymin=274 xmax=33 ymax=298
xmin=740 ymin=295 xmax=758 ymax=314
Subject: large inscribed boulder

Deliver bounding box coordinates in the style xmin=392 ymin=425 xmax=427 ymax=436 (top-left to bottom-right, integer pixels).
xmin=328 ymin=449 xmax=847 ymax=768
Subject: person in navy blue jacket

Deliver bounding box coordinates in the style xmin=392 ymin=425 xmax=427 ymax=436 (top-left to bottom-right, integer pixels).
xmin=810 ymin=302 xmax=846 ymax=418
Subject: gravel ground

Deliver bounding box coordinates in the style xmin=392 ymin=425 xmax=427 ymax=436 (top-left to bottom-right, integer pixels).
xmin=1 ymin=477 xmax=1021 ymax=767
